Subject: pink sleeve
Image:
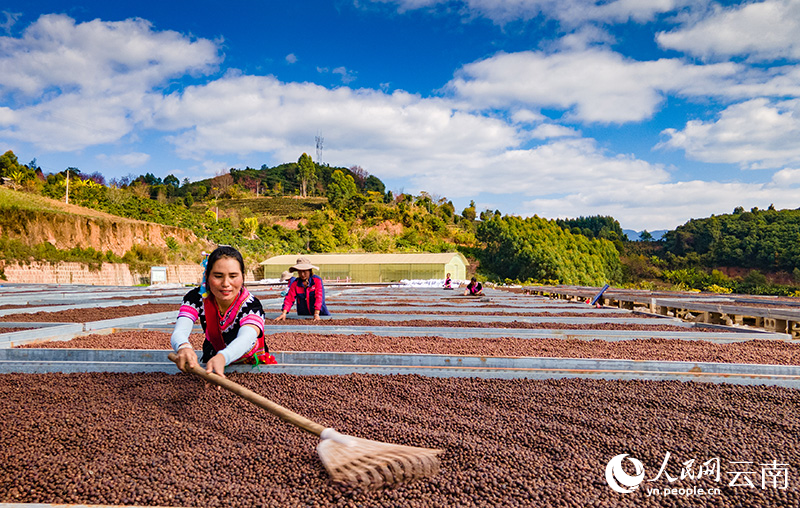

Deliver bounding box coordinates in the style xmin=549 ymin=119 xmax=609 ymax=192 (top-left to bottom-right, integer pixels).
xmin=315 ymin=279 xmax=324 ymax=311
xmin=240 ymin=312 xmax=265 ymax=333
xmin=178 ymin=304 xmax=199 ymax=322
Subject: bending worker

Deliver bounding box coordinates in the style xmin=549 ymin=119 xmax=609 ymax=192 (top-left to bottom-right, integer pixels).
xmin=275 ymin=257 xmax=330 ymax=321
xmin=171 ymin=246 xmax=274 ymax=377
xmin=464 ymin=276 xmax=485 ymax=296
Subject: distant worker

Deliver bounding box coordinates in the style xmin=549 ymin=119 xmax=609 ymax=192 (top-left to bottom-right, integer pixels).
xmin=279 ymin=270 xmax=294 ymax=297
xmin=275 ymin=257 xmax=330 ymax=321
xmin=171 ymin=246 xmax=275 ymax=377
xmin=464 ymin=277 xmax=484 ymax=296
xmin=443 ymin=272 xmax=453 ymax=290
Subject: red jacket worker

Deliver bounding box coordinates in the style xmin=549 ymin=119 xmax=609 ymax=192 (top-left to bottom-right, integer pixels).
xmin=275 ymin=257 xmax=330 ymax=321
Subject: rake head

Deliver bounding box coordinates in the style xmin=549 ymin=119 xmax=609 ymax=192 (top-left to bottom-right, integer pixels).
xmin=316 ymin=428 xmax=443 ymax=488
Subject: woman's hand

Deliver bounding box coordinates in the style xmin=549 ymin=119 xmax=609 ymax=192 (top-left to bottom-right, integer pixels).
xmin=275 ymin=312 xmax=287 ymax=321
xmin=205 ymin=353 xmax=226 ymax=377
xmin=174 ymin=345 xmax=199 ymax=372
xmin=313 ymin=311 xmax=321 ymax=321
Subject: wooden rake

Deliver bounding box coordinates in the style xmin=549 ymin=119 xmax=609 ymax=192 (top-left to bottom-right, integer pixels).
xmin=167 ymin=353 xmax=443 ymax=488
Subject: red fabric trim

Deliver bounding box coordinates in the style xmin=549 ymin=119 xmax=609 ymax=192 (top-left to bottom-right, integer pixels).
xmin=203 ymin=287 xmax=257 ymax=357
xmin=202 ymin=297 xmax=226 ymax=353
xmin=218 ymin=287 xmax=251 ymax=330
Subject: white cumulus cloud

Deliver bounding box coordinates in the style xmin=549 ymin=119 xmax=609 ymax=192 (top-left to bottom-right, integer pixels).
xmin=150 ymin=73 xmax=522 ymax=171
xmin=446 ymin=49 xmax=743 ymax=123
xmin=96 ymin=152 xmax=151 ymax=167
xmin=368 ymin=0 xmax=690 ymax=24
xmin=657 ymin=0 xmax=800 ymax=62
xmin=0 ymin=14 xmax=220 ymax=151
xmin=659 ymin=98 xmax=800 ymax=169
xmin=411 ymin=137 xmax=670 ymax=199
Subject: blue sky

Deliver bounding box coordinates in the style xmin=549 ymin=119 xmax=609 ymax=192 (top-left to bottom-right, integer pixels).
xmin=2 ymin=0 xmax=800 ymax=231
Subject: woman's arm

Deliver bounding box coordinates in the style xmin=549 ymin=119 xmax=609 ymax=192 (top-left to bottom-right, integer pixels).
xmin=313 ymin=277 xmax=324 ymax=320
xmin=276 ymin=281 xmax=297 ymax=321
xmin=205 ymin=324 xmax=260 ymax=376
xmin=170 ymin=316 xmax=198 ymax=372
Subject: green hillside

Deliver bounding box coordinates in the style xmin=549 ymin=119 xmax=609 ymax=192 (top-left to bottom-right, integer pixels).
xmin=5 ymin=148 xmax=800 ymax=294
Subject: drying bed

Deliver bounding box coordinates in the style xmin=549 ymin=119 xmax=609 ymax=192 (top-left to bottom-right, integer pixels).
xmin=0 ymin=327 xmax=29 ymax=334
xmin=1 ymin=372 xmax=797 ymax=507
xmin=0 ymin=304 xmax=33 ymax=311
xmin=270 ymin=317 xmax=708 ymax=332
xmin=342 ymin=309 xmax=657 ymax=318
xmin=17 ymin=330 xmax=800 ymax=366
xmin=0 ymin=304 xmax=178 ymax=323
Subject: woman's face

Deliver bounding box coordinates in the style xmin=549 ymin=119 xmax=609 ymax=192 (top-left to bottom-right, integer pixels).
xmin=208 ymin=256 xmax=243 ymax=308
xmin=297 ymin=269 xmax=311 ymax=281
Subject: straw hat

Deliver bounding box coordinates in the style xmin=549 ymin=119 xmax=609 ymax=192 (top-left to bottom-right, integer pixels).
xmin=289 ymin=257 xmax=319 ymax=272
xmin=279 ymin=270 xmax=293 ymax=282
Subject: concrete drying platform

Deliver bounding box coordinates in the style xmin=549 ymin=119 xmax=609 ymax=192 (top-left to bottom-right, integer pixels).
xmin=291 ymin=312 xmax=684 ymax=325
xmin=1 ymin=283 xmax=797 ymax=387
xmin=3 ymin=348 xmax=800 ymax=388
xmin=525 ymin=284 xmax=800 ymax=338
xmin=0 ymin=313 xmax=176 ymax=348
xmin=105 ymin=320 xmax=789 ymax=342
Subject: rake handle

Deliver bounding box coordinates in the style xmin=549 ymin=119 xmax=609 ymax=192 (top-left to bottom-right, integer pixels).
xmin=168 ymin=352 xmax=326 ymax=437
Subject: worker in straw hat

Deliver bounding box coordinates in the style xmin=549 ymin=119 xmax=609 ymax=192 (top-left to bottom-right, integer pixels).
xmin=275 ymin=257 xmax=330 ymax=321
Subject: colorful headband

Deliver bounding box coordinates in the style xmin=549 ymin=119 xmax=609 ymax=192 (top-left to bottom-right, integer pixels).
xmin=199 ymin=251 xmax=210 ymax=299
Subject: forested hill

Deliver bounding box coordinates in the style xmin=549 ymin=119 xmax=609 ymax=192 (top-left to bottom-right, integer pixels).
xmin=3 ymin=148 xmax=800 ymax=294
xmin=662 ymin=206 xmax=800 ymax=272
xmin=180 ymin=157 xmax=386 ymax=203
xmin=479 ymin=214 xmax=622 ymax=286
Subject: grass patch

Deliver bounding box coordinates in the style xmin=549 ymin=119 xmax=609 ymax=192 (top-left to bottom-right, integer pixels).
xmin=221 ymin=196 xmax=327 ymax=217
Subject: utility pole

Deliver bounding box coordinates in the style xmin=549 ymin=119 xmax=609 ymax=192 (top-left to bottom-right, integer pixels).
xmin=315 ymin=132 xmax=324 ymax=165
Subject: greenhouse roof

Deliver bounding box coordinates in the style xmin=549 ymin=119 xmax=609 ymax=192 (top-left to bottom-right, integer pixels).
xmin=260 ymin=252 xmax=467 ymax=266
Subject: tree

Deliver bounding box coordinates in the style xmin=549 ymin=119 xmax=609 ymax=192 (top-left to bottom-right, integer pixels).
xmin=0 ymin=150 xmax=23 ymax=178
xmin=242 ymin=217 xmax=259 ymax=239
xmin=209 ymin=174 xmax=233 ymax=199
xmin=163 ymin=174 xmax=180 ymax=188
xmin=477 ymin=214 xmax=622 ymax=285
xmin=85 ymin=171 xmax=106 ymax=186
xmin=297 ymin=153 xmax=316 ymax=197
xmin=7 ymin=169 xmax=26 ymax=190
xmin=364 ymin=174 xmax=385 ymax=194
xmin=462 ymin=200 xmax=476 ymax=221
xmin=326 ymin=169 xmax=358 ymax=212
xmin=639 ymin=230 xmax=654 ymax=242
xmin=349 ymin=165 xmax=369 ymax=188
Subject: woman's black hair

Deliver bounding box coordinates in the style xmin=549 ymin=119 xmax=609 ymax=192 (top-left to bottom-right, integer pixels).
xmin=205 ymin=246 xmax=245 ymax=282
